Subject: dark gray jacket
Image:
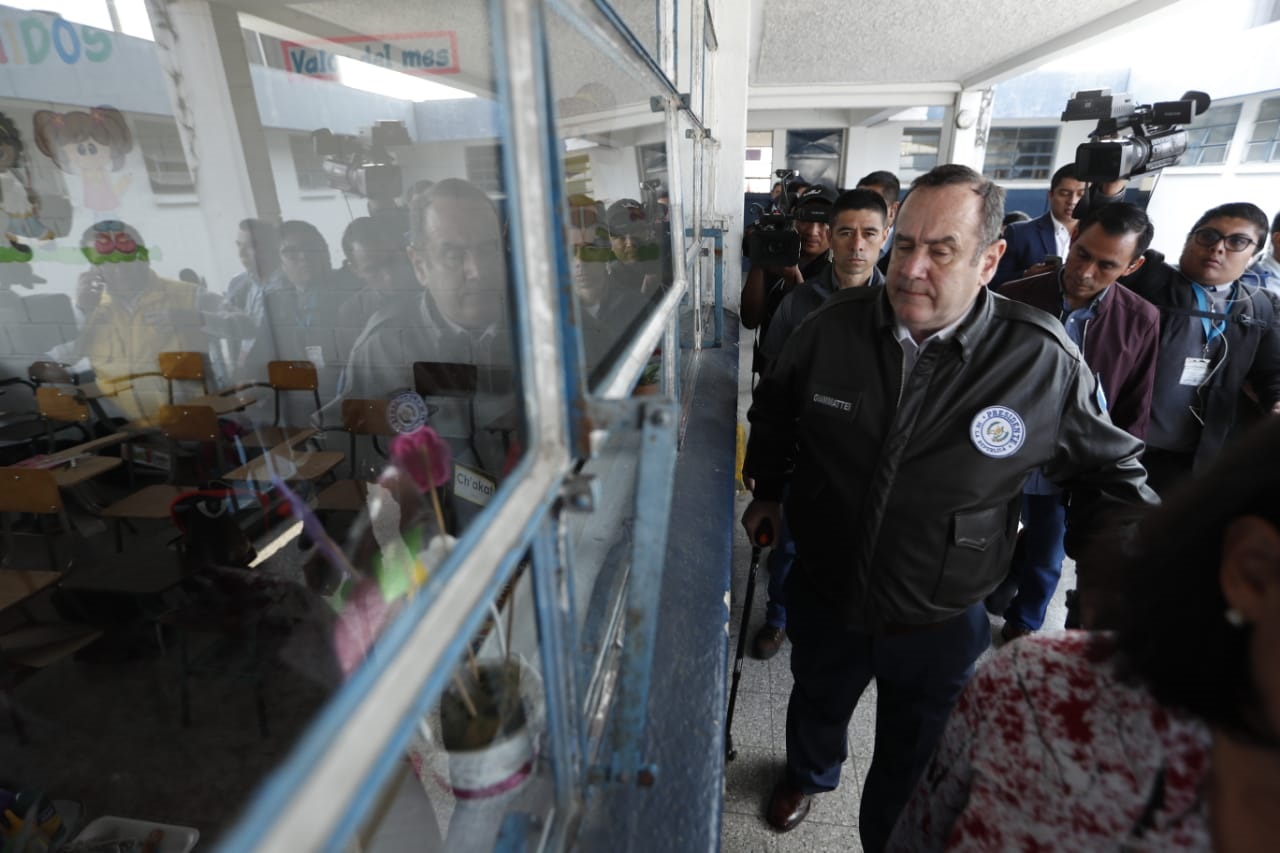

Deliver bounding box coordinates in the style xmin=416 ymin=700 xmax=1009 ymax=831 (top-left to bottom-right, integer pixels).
xmin=744 ymin=286 xmax=1156 ymax=630
xmin=760 ymin=264 xmax=885 ymax=365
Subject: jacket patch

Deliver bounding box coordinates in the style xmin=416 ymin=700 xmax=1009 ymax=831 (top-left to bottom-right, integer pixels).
xmin=970 ymin=406 xmax=1025 ymax=458
xmin=805 ymin=385 xmax=860 ymax=421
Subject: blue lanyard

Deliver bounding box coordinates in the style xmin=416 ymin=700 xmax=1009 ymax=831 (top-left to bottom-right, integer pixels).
xmin=1192 ymin=283 xmax=1234 ymax=347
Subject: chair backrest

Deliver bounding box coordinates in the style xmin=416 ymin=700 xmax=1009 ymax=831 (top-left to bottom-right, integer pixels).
xmin=267 ymin=360 xmax=319 ymax=391
xmin=35 ymin=387 xmax=89 ymax=424
xmin=413 ymin=361 xmax=478 ymax=398
xmin=265 ymin=360 xmax=322 ymax=427
xmin=157 ymin=351 xmax=210 ymax=397
xmin=0 ymin=466 xmax=62 ymax=514
xmin=28 ymin=361 xmax=78 ymax=386
xmin=157 ymin=404 xmax=222 ymax=442
xmin=341 ymin=399 xmax=395 ymax=436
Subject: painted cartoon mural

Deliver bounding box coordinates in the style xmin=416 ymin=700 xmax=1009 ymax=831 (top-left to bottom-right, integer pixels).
xmin=33 ymin=105 xmax=134 ymax=215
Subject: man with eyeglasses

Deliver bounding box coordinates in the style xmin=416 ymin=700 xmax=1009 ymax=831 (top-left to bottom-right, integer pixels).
xmin=1124 ymin=202 xmax=1280 ymax=494
xmin=327 ymin=179 xmax=513 ymax=477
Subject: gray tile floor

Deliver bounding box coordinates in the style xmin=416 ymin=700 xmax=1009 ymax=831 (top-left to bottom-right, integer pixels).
xmin=723 ymin=330 xmax=1074 ymax=852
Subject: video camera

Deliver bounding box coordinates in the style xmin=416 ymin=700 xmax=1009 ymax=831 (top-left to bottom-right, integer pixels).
xmin=746 ymin=170 xmax=834 ymax=268
xmin=311 ymin=120 xmax=412 ymax=201
xmin=1063 ymin=89 xmax=1211 ymax=182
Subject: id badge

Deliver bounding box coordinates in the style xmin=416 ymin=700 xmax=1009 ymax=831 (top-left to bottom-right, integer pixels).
xmin=1178 ymin=357 xmax=1211 ymax=386
xmin=454 ymin=462 xmax=496 ymax=506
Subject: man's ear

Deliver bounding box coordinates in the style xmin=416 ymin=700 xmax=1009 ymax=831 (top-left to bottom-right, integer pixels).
xmin=1125 ymin=254 xmax=1146 ymax=276
xmin=1220 ymin=515 xmax=1280 ymax=623
xmin=977 ymin=238 xmax=1006 ymax=286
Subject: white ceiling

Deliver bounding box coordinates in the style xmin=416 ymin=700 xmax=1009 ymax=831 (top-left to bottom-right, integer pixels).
xmin=748 ymin=0 xmax=1186 ymax=122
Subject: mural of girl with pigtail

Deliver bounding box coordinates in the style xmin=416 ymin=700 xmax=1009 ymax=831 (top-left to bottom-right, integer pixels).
xmin=33 ymin=105 xmax=134 ymax=215
xmin=0 ymin=111 xmax=54 ymax=252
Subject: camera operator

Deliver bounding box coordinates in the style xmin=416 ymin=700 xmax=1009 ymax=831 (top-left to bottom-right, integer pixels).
xmin=1120 ymin=202 xmax=1280 ymax=495
xmin=741 ymin=186 xmax=835 ymax=374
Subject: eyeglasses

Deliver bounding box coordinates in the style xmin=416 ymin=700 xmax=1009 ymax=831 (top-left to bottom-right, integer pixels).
xmin=430 ymin=238 xmax=503 ymax=272
xmin=1190 ymin=227 xmax=1258 ymax=253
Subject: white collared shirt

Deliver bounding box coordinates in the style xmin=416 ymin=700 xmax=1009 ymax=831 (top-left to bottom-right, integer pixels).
xmin=893 ymin=306 xmax=972 ymax=374
xmin=1052 ymin=215 xmax=1071 ymax=259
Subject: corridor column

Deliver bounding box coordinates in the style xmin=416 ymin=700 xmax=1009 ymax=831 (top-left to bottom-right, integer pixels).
xmin=145 ymin=0 xmax=280 ymax=287
xmin=939 ymin=88 xmax=994 ymax=172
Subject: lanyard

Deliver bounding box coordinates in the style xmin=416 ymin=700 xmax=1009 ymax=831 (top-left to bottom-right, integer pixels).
xmin=1192 ymin=282 xmax=1234 ymax=348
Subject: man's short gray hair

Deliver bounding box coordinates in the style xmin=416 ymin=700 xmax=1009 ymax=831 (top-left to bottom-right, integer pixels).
xmin=908 ymin=164 xmax=1006 ymax=256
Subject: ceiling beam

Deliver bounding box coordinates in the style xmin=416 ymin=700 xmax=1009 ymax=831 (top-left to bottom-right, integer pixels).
xmin=748 ymin=82 xmax=960 ymax=112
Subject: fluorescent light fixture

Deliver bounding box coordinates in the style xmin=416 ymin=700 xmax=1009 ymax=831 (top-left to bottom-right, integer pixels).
xmin=564 ymin=136 xmax=598 ymax=151
xmin=336 ymin=55 xmax=475 ymax=102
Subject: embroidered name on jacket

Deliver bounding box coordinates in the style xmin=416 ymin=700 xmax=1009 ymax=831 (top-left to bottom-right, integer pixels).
xmin=812 ymin=393 xmax=852 ymax=412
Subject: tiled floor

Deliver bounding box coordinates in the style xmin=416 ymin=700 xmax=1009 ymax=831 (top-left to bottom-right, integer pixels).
xmin=723 ymin=329 xmax=1074 ymax=852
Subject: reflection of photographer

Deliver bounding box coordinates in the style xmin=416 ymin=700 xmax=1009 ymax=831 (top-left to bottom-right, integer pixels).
xmin=741 ymin=186 xmax=835 ymax=374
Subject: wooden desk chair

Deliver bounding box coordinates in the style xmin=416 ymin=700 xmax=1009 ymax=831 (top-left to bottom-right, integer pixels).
xmin=0 ymin=467 xmax=73 ymax=569
xmin=0 ymin=376 xmax=49 ymax=454
xmin=315 ymin=399 xmax=395 ymax=512
xmin=100 ymin=404 xmax=227 ymax=551
xmin=156 ymin=350 xmax=213 ymax=402
xmin=33 ymin=386 xmax=93 ymax=452
xmin=238 ymin=360 xmax=323 ymax=449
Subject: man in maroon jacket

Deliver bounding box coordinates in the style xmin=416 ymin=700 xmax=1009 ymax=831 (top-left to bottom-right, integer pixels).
xmin=992 ymin=202 xmax=1160 ymax=638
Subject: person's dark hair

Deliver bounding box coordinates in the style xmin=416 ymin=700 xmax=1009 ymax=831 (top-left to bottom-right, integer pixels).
xmin=341 ymin=215 xmax=407 ymax=261
xmin=238 ymin=218 xmax=279 ymax=254
xmin=408 ymin=178 xmax=497 ymax=249
xmin=0 ymin=112 xmax=25 ymax=158
xmin=1049 ymin=163 xmax=1079 ymax=191
xmin=1190 ymin=202 xmax=1269 ymax=255
xmin=1074 ymin=202 xmax=1155 ymax=260
xmin=830 ymin=188 xmax=888 ymax=225
xmin=279 ymin=220 xmax=327 ymax=252
xmin=1271 ymin=209 xmax=1280 ymax=235
xmin=1107 ymin=417 xmax=1280 ymax=748
xmin=908 ymin=164 xmax=1006 ymax=252
xmin=856 ymin=170 xmax=901 ymax=203
xmin=1002 ymin=210 xmax=1031 ymax=227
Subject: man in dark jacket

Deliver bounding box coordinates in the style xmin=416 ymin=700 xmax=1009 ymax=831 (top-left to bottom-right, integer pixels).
xmin=741 ymin=165 xmax=1156 ymax=851
xmin=1122 ymin=202 xmax=1280 ymax=494
xmin=993 ymin=203 xmax=1160 ymax=639
xmin=751 ymin=188 xmax=889 ymax=661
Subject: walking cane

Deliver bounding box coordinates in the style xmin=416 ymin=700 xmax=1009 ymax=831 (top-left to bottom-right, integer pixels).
xmin=726 ymin=518 xmax=773 ymax=761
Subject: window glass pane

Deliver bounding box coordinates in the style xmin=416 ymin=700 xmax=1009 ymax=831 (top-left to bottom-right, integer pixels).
xmin=785 ymin=128 xmax=843 ymax=188
xmin=549 ymin=6 xmax=673 ymax=391
xmin=899 ymin=128 xmax=940 ymax=175
xmin=608 ymin=0 xmax=659 ymax=62
xmin=0 ymin=0 xmax=531 ymax=844
xmin=1259 ymin=97 xmax=1280 ymax=122
xmin=984 ymin=127 xmax=1059 ymax=180
xmin=1182 ymin=103 xmax=1241 ymax=164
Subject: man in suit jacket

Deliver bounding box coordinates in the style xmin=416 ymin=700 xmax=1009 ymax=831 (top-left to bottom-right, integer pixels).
xmin=992 ymin=203 xmax=1160 ymax=640
xmin=990 ymin=164 xmax=1086 ymax=289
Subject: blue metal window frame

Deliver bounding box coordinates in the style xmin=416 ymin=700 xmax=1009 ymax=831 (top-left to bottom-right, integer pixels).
xmin=216 ymin=0 xmax=720 ymax=846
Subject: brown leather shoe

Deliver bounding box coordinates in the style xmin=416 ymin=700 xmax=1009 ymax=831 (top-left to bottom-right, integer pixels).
xmin=752 ymin=625 xmax=787 ymax=660
xmin=765 ymin=779 xmax=812 ymax=832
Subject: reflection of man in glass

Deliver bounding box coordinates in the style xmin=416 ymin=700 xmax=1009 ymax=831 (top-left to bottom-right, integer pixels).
xmin=569 ymin=195 xmax=646 ymax=381
xmin=226 ymin=218 xmax=285 ymax=367
xmin=75 ymin=220 xmax=253 ymax=419
xmin=329 ymin=179 xmax=512 ymax=475
xmin=244 ymin=220 xmax=353 ymax=381
xmin=337 ymin=214 xmax=419 ymax=333
xmin=604 ymin=198 xmax=665 ymax=298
